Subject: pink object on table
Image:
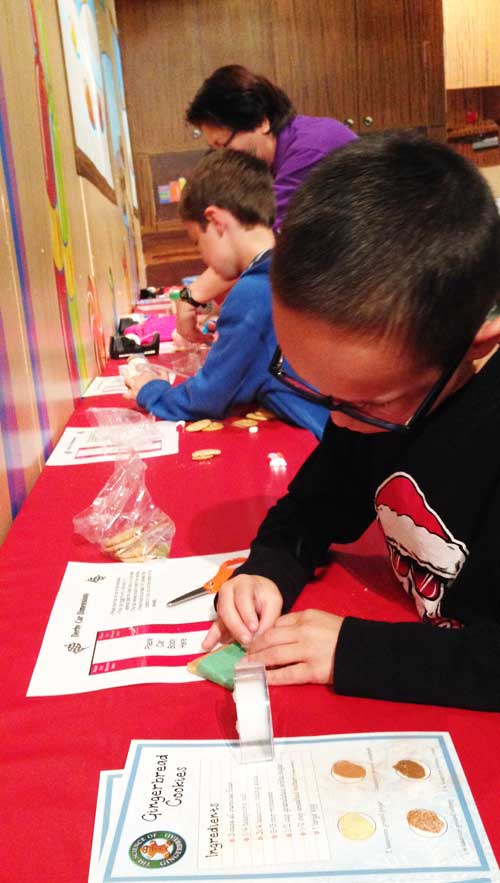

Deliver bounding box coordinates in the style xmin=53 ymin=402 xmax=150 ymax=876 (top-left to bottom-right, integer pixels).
xmin=125 ymin=314 xmax=177 ymax=343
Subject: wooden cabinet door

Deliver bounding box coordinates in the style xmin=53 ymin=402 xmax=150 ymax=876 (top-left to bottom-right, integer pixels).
xmin=271 ymin=0 xmax=358 ymax=129
xmin=355 ymin=0 xmax=445 ymax=131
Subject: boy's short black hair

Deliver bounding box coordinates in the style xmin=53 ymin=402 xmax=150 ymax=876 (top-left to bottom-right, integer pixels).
xmin=186 ymin=65 xmax=295 ymax=136
xmin=272 ymin=133 xmax=500 ymax=368
xmin=179 ymin=148 xmax=275 ymax=229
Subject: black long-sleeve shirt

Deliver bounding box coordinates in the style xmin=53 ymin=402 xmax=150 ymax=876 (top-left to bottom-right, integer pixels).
xmin=236 ymin=348 xmax=500 ymax=710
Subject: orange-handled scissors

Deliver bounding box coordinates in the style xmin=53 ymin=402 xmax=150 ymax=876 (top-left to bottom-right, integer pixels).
xmin=166 ymin=557 xmax=247 ymax=607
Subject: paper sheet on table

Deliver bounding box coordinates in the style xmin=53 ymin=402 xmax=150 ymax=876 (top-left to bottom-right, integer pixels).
xmin=89 ymin=771 xmax=124 ymax=883
xmin=46 ymin=421 xmax=179 ymax=465
xmin=95 ymin=732 xmax=498 ymax=883
xmin=158 ymin=341 xmax=176 ymax=354
xmin=27 ymin=552 xmax=247 ymax=695
xmin=83 ymin=376 xmax=128 ymax=397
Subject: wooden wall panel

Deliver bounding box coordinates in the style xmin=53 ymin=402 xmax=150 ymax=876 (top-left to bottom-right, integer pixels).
xmin=116 ymin=0 xmax=444 ymax=284
xmin=116 ymin=0 xmax=365 ymax=153
xmin=443 ymin=0 xmax=500 ymax=90
xmin=82 ymin=177 xmax=134 ymax=335
xmin=0 ymin=439 xmax=13 ymax=543
xmin=0 ymin=0 xmax=144 ymax=543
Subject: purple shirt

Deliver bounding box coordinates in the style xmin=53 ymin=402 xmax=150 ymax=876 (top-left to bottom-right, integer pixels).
xmin=271 ymin=114 xmax=358 ymax=230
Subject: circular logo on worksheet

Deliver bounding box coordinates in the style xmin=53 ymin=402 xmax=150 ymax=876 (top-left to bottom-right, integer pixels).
xmin=129 ymin=830 xmax=186 ymax=868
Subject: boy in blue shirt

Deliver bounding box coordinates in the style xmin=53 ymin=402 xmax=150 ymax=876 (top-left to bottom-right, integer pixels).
xmin=124 ymin=150 xmax=328 ymax=440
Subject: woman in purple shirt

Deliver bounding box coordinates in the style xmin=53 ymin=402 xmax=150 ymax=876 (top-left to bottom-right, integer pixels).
xmin=178 ymin=65 xmax=357 ymax=340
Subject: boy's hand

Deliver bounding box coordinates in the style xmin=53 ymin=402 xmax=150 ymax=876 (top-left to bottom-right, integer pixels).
xmin=176 ymin=302 xmax=207 ymax=344
xmin=123 ymin=370 xmax=168 ymax=400
xmin=247 ymin=609 xmax=344 ymax=686
xmin=202 ymin=574 xmax=283 ymax=651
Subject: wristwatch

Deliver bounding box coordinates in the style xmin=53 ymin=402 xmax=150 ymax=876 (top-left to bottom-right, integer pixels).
xmin=178 ymin=286 xmax=203 ymax=308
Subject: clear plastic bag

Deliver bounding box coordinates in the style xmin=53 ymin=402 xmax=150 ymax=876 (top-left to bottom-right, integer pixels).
xmin=73 ymin=454 xmax=175 ymax=561
xmin=85 ymin=406 xmax=160 ymax=456
xmin=160 ymin=346 xmax=209 ymax=379
xmin=73 ymin=409 xmax=175 ymax=561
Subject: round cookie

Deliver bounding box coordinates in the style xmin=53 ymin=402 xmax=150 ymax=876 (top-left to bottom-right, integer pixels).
xmin=191 ymin=449 xmax=221 ymax=461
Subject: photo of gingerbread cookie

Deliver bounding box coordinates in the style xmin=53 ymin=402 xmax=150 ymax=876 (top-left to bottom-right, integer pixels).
xmin=331 ymin=760 xmax=367 ymax=782
xmin=393 ymin=759 xmax=430 ymax=780
xmin=407 ymin=808 xmax=447 ymax=837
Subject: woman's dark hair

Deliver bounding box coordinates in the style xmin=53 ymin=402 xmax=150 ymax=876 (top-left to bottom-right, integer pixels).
xmin=186 ymin=65 xmax=295 ymax=135
xmin=272 ymin=132 xmax=500 ymax=369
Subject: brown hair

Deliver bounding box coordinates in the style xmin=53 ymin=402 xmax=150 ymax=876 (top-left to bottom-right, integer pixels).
xmin=179 ymin=149 xmax=275 ymax=229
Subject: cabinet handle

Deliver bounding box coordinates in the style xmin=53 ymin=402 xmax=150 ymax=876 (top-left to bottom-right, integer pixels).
xmin=343 ymin=118 xmax=355 ymax=128
xmin=363 ymin=116 xmax=374 ymax=127
xmin=192 ymin=127 xmax=202 ymax=139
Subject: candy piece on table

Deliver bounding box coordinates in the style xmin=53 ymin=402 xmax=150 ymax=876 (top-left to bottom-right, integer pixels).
xmin=267 ymin=451 xmax=287 ymax=468
xmin=187 ymin=642 xmax=246 ymax=689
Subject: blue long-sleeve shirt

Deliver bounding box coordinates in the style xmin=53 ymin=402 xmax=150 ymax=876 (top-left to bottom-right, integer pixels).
xmin=137 ymin=254 xmax=329 ymax=439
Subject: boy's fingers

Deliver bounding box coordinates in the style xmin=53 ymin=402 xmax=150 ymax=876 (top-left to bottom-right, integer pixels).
xmin=273 ymin=611 xmax=302 ymax=627
xmin=249 ymin=624 xmax=296 ymax=654
xmin=202 ymin=620 xmax=222 ymax=650
xmin=248 ymin=639 xmax=300 ymax=669
xmin=217 ymin=594 xmax=253 ymax=646
xmin=234 ymin=591 xmax=259 ymax=634
xmin=254 ymin=594 xmax=284 ymax=637
xmin=266 ymin=663 xmax=310 ymax=686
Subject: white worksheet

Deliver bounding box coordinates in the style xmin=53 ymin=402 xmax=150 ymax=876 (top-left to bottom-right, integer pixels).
xmin=89 ymin=771 xmax=124 ymax=883
xmin=46 ymin=421 xmax=178 ymax=465
xmin=95 ymin=733 xmax=498 ymax=883
xmin=83 ymin=375 xmax=128 ymax=397
xmin=27 ymin=552 xmax=247 ymax=695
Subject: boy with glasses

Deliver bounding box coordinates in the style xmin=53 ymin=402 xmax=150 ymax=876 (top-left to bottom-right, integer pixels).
xmin=203 ymin=133 xmax=500 ymax=711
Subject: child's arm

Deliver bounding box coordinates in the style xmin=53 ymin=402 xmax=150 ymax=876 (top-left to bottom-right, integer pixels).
xmin=234 ymin=420 xmax=375 ymax=610
xmin=203 ymin=421 xmax=373 ymax=651
xmin=237 ymin=480 xmax=500 ymax=709
xmin=132 ymin=302 xmax=267 ymax=422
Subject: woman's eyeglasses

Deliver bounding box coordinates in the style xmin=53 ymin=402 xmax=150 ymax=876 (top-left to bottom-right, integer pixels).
xmin=268 ymin=345 xmax=469 ymax=433
xmin=221 ymin=130 xmax=237 ymax=148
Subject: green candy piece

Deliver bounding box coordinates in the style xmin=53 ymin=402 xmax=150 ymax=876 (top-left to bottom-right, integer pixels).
xmin=195 ymin=642 xmax=246 ymax=690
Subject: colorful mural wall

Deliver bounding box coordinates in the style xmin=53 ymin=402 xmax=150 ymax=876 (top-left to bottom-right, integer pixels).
xmin=0 ymin=0 xmax=144 ymax=543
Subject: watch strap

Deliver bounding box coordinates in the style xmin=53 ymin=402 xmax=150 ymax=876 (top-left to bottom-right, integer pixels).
xmin=179 ymin=286 xmax=203 ymax=308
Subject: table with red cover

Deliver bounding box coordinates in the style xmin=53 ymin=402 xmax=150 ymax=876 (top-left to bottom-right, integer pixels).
xmin=1 ymin=377 xmax=499 ymax=882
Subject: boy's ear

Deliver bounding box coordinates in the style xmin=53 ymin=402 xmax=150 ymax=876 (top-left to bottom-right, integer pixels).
xmin=468 ymin=315 xmax=500 ymax=360
xmin=203 ymin=205 xmax=228 ymax=235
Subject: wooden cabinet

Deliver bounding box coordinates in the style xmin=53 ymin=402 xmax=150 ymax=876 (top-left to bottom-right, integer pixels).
xmin=354 ymin=0 xmax=445 ymax=132
xmin=274 ymin=0 xmax=445 ymax=135
xmin=116 ymin=0 xmax=446 ymax=282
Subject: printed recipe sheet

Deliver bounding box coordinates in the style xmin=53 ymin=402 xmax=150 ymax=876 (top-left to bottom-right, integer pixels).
xmin=96 ymin=733 xmax=497 ymax=883
xmin=27 ymin=553 xmax=247 ymax=695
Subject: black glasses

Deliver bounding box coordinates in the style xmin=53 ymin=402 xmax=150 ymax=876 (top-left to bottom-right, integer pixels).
xmin=268 ymin=344 xmax=470 ymax=433
xmin=222 ymin=130 xmax=237 ymax=148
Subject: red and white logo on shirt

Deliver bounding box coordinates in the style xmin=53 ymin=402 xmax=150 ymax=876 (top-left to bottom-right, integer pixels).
xmin=374 ymin=472 xmax=468 ymax=626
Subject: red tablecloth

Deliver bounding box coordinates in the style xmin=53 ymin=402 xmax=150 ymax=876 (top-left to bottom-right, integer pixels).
xmin=1 ymin=370 xmax=499 ymax=881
